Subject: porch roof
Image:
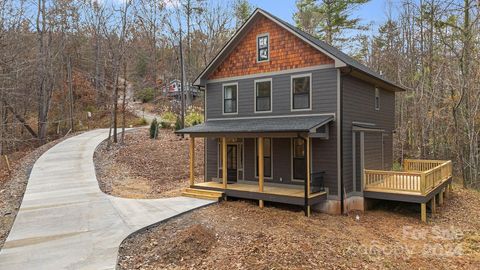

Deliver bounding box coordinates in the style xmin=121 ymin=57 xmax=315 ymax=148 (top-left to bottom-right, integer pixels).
xmin=176 ymin=115 xmax=334 ymax=135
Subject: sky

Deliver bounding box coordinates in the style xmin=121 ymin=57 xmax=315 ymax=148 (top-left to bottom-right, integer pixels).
xmin=248 ymin=0 xmax=398 ymax=34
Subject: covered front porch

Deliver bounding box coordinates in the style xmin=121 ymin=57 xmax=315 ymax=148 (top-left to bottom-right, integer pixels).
xmin=177 ymin=115 xmax=335 ymax=216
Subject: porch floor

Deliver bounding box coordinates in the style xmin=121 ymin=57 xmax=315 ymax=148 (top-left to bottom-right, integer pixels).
xmin=194 ymin=181 xmax=326 ymax=199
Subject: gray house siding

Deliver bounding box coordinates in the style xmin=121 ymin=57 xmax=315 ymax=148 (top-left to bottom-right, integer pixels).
xmin=206 ymin=138 xmax=218 ymax=181
xmin=205 ymin=68 xmax=337 ymax=119
xmin=342 ymin=75 xmax=395 ymax=194
xmin=312 ymin=123 xmax=338 ymax=196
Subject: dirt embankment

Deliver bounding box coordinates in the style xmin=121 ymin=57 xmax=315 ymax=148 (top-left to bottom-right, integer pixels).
xmin=94 ymin=128 xmax=204 ymax=199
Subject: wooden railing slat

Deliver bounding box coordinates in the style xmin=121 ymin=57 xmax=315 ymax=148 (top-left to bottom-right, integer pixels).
xmin=365 ymin=160 xmax=451 ymax=194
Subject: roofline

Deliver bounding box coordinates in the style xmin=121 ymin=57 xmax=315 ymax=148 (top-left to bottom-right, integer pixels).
xmin=193 ymin=8 xmax=347 ymax=86
xmin=193 ymin=8 xmax=406 ymax=92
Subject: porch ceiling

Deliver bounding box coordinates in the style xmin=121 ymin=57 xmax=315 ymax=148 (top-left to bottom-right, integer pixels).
xmin=176 ymin=115 xmax=334 ymax=136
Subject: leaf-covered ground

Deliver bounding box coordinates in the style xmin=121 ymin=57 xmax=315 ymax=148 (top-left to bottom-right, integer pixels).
xmin=118 ymin=188 xmax=479 ymax=269
xmin=94 ymin=128 xmax=204 ymax=198
xmin=101 ymin=129 xmax=480 ymax=269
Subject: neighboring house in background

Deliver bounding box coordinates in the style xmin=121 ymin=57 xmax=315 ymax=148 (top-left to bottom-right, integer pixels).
xmin=177 ymin=9 xmax=452 ymax=222
xmin=161 ymin=79 xmax=200 ymax=99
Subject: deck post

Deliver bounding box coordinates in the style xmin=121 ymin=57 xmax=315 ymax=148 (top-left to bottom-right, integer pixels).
xmin=439 ymin=189 xmax=444 ymax=205
xmin=305 ymin=137 xmax=311 ymax=217
xmin=189 ymin=136 xmax=195 ymax=186
xmin=420 ymin=172 xmax=426 ymax=195
xmin=421 ymin=203 xmax=427 ymax=223
xmin=222 ymin=137 xmax=227 ymax=189
xmin=431 ymin=196 xmax=436 ymax=217
xmin=258 ymin=137 xmax=264 ymax=208
xmin=445 ymin=184 xmax=450 ymax=198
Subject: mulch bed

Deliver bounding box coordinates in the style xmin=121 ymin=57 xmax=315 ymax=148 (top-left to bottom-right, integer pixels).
xmin=94 ymin=128 xmax=204 ymax=199
xmin=118 ymin=187 xmax=480 ymax=270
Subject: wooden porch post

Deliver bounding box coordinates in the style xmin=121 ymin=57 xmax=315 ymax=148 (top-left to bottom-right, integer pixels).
xmin=421 ymin=203 xmax=427 ymax=223
xmin=439 ymin=189 xmax=444 ymax=205
xmin=189 ymin=136 xmax=195 ymax=186
xmin=258 ymin=137 xmax=264 ymax=208
xmin=431 ymin=196 xmax=436 ymax=217
xmin=306 ymin=137 xmax=311 ymax=217
xmin=222 ymin=137 xmax=227 ymax=189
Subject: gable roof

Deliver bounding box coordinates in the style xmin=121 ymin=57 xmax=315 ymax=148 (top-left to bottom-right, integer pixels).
xmin=194 ymin=8 xmax=406 ymax=92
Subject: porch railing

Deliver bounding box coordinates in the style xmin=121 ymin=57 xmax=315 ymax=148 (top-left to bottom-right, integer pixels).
xmin=364 ymin=160 xmax=452 ymax=195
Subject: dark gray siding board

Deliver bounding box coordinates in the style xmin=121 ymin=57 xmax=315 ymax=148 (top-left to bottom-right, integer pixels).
xmin=354 ymin=134 xmax=361 ymax=192
xmin=312 ymin=122 xmax=338 ymax=196
xmin=364 ymin=132 xmax=383 ymax=170
xmin=272 ymin=138 xmax=293 ymax=184
xmin=244 ymin=138 xmax=255 ymax=181
xmin=206 ymin=68 xmax=337 ymax=119
xmin=206 ymin=138 xmax=218 ymax=181
xmin=342 ymin=75 xmax=395 ymax=194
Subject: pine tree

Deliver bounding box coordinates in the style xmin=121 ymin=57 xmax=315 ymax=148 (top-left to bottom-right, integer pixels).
xmin=294 ymin=0 xmax=370 ymax=49
xmin=234 ymin=0 xmax=254 ymax=29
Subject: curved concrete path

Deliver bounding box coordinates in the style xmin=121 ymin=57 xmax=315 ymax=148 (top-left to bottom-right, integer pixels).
xmin=0 ymin=129 xmax=213 ymax=270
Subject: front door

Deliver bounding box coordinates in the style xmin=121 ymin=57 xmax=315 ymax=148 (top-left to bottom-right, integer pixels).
xmin=227 ymin=145 xmax=237 ymax=182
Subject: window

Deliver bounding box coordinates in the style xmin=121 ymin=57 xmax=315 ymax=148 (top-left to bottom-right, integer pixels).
xmin=256 ymin=138 xmax=272 ymax=178
xmin=257 ymin=34 xmax=269 ymax=62
xmin=255 ymin=79 xmax=272 ymax=112
xmin=375 ymin=87 xmax=380 ymax=111
xmin=291 ymin=74 xmax=311 ymax=110
xmin=292 ymin=138 xmax=306 ymax=180
xmin=223 ymin=83 xmax=237 ymax=114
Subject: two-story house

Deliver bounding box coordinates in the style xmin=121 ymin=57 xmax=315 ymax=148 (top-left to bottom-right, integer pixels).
xmin=177 ymin=9 xmax=452 ymax=220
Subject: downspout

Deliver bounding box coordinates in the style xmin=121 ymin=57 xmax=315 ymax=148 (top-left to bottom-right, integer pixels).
xmin=339 ymin=70 xmax=344 ymax=215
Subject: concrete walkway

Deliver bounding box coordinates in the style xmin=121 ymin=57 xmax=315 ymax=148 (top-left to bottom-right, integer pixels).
xmin=0 ymin=129 xmax=213 ymax=270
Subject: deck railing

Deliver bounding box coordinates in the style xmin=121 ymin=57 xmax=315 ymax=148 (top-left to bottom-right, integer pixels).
xmin=364 ymin=160 xmax=452 ymax=195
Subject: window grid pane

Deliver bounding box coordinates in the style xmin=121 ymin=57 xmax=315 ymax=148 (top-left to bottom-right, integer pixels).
xmin=292 ymin=76 xmax=310 ymax=109
xmin=256 ymin=81 xmax=271 ymax=112
xmin=224 ymin=85 xmax=237 ymax=113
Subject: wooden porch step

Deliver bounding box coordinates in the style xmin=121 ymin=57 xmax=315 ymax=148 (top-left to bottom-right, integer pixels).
xmin=181 ymin=188 xmax=224 ymax=201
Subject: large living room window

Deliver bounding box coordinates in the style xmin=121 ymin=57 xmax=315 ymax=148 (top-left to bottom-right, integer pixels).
xmin=255 ymin=79 xmax=272 ymax=112
xmin=255 ymin=138 xmax=272 ymax=178
xmin=223 ymin=83 xmax=238 ymax=114
xmin=291 ymin=74 xmax=311 ymax=110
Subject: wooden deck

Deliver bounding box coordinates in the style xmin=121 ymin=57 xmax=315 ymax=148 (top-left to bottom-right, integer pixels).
xmin=193 ymin=181 xmax=327 ymax=206
xmin=363 ymin=159 xmax=453 ymax=223
xmin=364 ymin=159 xmax=452 ymax=196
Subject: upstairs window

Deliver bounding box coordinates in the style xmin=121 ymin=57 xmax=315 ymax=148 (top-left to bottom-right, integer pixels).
xmin=375 ymin=87 xmax=380 ymax=111
xmin=291 ymin=74 xmax=311 ymax=110
xmin=255 ymin=79 xmax=272 ymax=112
xmin=257 ymin=34 xmax=269 ymax=62
xmin=223 ymin=83 xmax=238 ymax=114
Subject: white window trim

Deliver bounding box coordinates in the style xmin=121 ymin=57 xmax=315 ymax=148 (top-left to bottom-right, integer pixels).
xmin=290 ymin=73 xmax=313 ymax=111
xmin=291 ymin=138 xmax=307 ymax=182
xmin=222 ymin=82 xmax=239 ymax=115
xmin=254 ymin=78 xmax=273 ymax=113
xmin=375 ymin=87 xmax=380 ymax=111
xmin=254 ymin=138 xmax=273 ymax=179
xmin=256 ymin=33 xmax=270 ymax=63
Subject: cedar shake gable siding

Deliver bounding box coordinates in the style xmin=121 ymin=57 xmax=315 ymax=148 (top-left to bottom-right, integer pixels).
xmin=208 ymin=15 xmax=334 ymax=80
